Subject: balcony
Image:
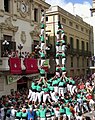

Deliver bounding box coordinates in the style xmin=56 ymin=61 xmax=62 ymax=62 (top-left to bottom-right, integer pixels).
xmin=0 ymin=57 xmax=26 ymax=71
xmin=67 ymin=48 xmax=77 ymax=56
xmin=67 ymin=48 xmax=92 ymax=57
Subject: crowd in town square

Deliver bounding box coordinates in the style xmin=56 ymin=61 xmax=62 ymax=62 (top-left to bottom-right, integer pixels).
xmin=0 ymin=73 xmax=95 ymax=120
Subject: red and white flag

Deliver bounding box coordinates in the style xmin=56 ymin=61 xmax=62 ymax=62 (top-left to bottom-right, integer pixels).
xmin=24 ymin=58 xmax=38 ymax=74
xmin=9 ymin=58 xmax=22 ymax=74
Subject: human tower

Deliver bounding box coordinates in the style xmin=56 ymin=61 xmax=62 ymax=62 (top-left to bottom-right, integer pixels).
xmin=29 ymin=9 xmax=76 ymax=120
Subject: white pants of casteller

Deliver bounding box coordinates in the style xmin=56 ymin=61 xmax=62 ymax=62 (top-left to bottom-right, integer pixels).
xmin=56 ymin=34 xmax=60 ymax=40
xmin=56 ymin=59 xmax=60 ymax=65
xmin=40 ymin=118 xmax=46 ymax=120
xmin=56 ymin=46 xmax=60 ymax=52
xmin=56 ymin=72 xmax=60 ymax=78
xmin=62 ymin=58 xmax=66 ymax=65
xmin=76 ymin=116 xmax=82 ymax=120
xmin=37 ymin=92 xmax=42 ymax=103
xmin=69 ymin=85 xmax=73 ymax=94
xmin=28 ymin=89 xmax=32 ymax=99
xmin=41 ymin=16 xmax=44 ymax=22
xmin=43 ymin=93 xmax=49 ymax=103
xmin=41 ymin=29 xmax=44 ymax=35
xmin=59 ymin=87 xmax=64 ymax=97
xmin=54 ymin=86 xmax=58 ymax=93
xmin=72 ymin=86 xmax=76 ymax=95
xmin=32 ymin=92 xmax=37 ymax=102
xmin=61 ymin=33 xmax=65 ymax=39
xmin=62 ymin=45 xmax=66 ymax=50
xmin=41 ymin=59 xmax=45 ymax=66
xmin=41 ymin=43 xmax=45 ymax=50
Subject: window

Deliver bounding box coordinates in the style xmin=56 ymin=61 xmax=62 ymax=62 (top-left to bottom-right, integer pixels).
xmin=86 ymin=42 xmax=88 ymax=51
xmin=1 ymin=35 xmax=16 ymax=57
xmin=34 ymin=8 xmax=38 ymax=22
xmin=86 ymin=29 xmax=88 ymax=33
xmin=77 ymin=57 xmax=79 ymax=67
xmin=87 ymin=59 xmax=89 ymax=67
xmin=81 ymin=41 xmax=85 ymax=51
xmin=62 ymin=18 xmax=66 ymax=23
xmin=4 ymin=0 xmax=10 ymax=12
xmin=81 ymin=27 xmax=84 ymax=31
xmin=82 ymin=57 xmax=84 ymax=67
xmin=76 ymin=25 xmax=79 ymax=29
xmin=71 ymin=57 xmax=73 ymax=67
xmin=69 ymin=21 xmax=73 ymax=26
xmin=46 ymin=16 xmax=48 ymax=21
xmin=70 ymin=37 xmax=73 ymax=49
xmin=76 ymin=39 xmax=79 ymax=50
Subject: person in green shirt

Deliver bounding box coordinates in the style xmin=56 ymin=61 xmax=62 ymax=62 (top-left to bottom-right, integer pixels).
xmin=22 ymin=108 xmax=28 ymax=120
xmin=52 ymin=77 xmax=59 ymax=93
xmin=39 ymin=68 xmax=45 ymax=77
xmin=65 ymin=104 xmax=73 ymax=120
xmin=60 ymin=104 xmax=66 ymax=119
xmin=56 ymin=40 xmax=60 ymax=52
xmin=42 ymin=85 xmax=49 ymax=103
xmin=61 ymin=52 xmax=66 ymax=66
xmin=58 ymin=78 xmax=65 ymax=97
xmin=36 ymin=84 xmax=42 ymax=104
xmin=61 ymin=30 xmax=65 ymax=40
xmin=41 ymin=23 xmax=45 ymax=35
xmin=56 ymin=52 xmax=60 ymax=65
xmin=15 ymin=108 xmax=22 ymax=120
xmin=39 ymin=106 xmax=46 ymax=120
xmin=61 ymin=40 xmax=66 ymax=52
xmin=31 ymin=81 xmax=37 ymax=104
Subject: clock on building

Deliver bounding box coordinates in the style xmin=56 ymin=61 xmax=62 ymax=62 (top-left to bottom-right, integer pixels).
xmin=21 ymin=3 xmax=27 ymax=13
xmin=17 ymin=0 xmax=30 ymax=18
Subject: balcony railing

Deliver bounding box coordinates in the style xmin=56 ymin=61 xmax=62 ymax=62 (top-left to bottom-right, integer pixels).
xmin=0 ymin=57 xmax=26 ymax=71
xmin=67 ymin=48 xmax=92 ymax=57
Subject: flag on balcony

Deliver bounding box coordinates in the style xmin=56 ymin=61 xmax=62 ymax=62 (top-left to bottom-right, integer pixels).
xmin=9 ymin=58 xmax=22 ymax=74
xmin=24 ymin=58 xmax=38 ymax=74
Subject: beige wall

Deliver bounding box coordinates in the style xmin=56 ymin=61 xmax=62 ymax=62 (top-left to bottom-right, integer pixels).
xmin=46 ymin=6 xmax=94 ymax=77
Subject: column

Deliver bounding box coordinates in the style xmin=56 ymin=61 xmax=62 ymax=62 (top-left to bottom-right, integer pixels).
xmin=0 ymin=0 xmax=4 ymax=17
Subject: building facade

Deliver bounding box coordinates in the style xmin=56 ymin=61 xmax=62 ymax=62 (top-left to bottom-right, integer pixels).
xmin=0 ymin=0 xmax=50 ymax=96
xmin=46 ymin=6 xmax=94 ymax=77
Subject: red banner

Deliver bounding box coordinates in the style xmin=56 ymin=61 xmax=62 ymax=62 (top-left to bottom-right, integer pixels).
xmin=24 ymin=58 xmax=38 ymax=74
xmin=9 ymin=58 xmax=22 ymax=74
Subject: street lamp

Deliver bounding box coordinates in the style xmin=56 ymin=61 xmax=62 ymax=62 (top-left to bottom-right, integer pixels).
xmin=2 ymin=40 xmax=9 ymax=57
xmin=18 ymin=43 xmax=23 ymax=58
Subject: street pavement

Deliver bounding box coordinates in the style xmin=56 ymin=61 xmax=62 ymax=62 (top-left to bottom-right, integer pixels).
xmin=83 ymin=111 xmax=95 ymax=119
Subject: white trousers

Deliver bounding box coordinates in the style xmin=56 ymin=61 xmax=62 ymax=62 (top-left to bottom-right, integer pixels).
xmin=54 ymin=86 xmax=58 ymax=93
xmin=61 ymin=33 xmax=65 ymax=39
xmin=62 ymin=58 xmax=66 ymax=65
xmin=62 ymin=45 xmax=66 ymax=51
xmin=41 ymin=29 xmax=44 ymax=35
xmin=43 ymin=93 xmax=49 ymax=103
xmin=56 ymin=59 xmax=60 ymax=65
xmin=40 ymin=59 xmax=45 ymax=66
xmin=41 ymin=43 xmax=45 ymax=50
xmin=59 ymin=87 xmax=64 ymax=97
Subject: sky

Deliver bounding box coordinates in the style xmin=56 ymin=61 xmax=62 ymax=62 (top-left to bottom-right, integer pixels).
xmin=45 ymin=0 xmax=92 ymax=18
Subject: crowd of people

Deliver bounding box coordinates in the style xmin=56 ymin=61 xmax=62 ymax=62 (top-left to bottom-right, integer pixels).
xmin=0 ymin=73 xmax=95 ymax=120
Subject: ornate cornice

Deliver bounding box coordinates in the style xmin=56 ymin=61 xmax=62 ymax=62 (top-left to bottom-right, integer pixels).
xmin=0 ymin=17 xmax=18 ymax=32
